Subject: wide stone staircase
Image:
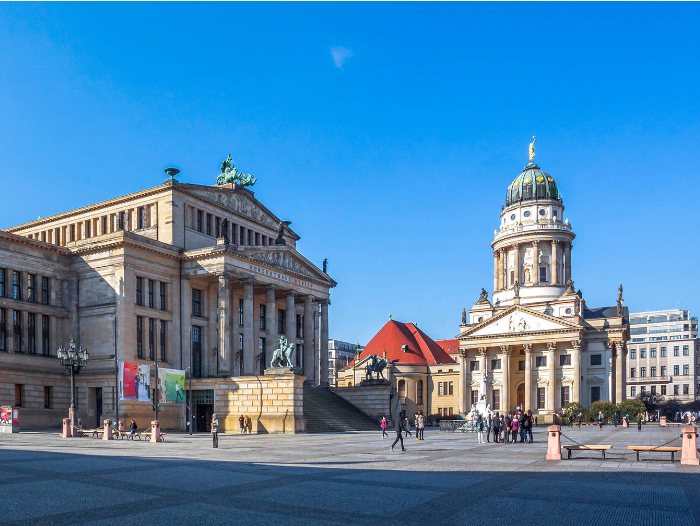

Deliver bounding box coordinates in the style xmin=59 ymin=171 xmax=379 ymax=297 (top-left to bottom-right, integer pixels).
xmin=303 ymin=385 xmax=378 ymax=433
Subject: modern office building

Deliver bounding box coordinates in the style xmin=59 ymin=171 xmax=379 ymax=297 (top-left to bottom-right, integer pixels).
xmin=626 ymin=309 xmax=699 ymax=401
xmin=328 ymin=340 xmax=360 ymax=386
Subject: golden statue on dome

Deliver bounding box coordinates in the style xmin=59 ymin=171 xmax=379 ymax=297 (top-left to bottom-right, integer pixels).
xmin=529 ymin=136 xmax=536 ymax=162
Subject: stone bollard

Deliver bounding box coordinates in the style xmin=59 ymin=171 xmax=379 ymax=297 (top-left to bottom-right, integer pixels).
xmin=103 ymin=419 xmax=113 ymax=440
xmin=681 ymin=426 xmax=699 ymax=466
xmin=546 ymin=425 xmax=562 ymax=461
xmin=150 ymin=420 xmax=161 ymax=443
xmin=118 ymin=420 xmax=125 ymax=432
xmin=62 ymin=418 xmax=72 ymax=438
xmin=660 ymin=416 xmax=667 ymax=427
xmin=623 ymin=418 xmax=629 ymax=428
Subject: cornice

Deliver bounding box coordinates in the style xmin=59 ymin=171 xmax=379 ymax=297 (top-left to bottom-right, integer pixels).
xmin=0 ymin=230 xmax=72 ymax=256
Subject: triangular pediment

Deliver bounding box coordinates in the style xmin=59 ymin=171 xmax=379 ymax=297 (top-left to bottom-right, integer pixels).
xmin=242 ymin=247 xmax=335 ymax=285
xmin=459 ymin=306 xmax=581 ymax=339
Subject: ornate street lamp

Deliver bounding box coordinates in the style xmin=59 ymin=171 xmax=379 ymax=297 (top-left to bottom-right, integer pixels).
xmin=57 ymin=338 xmax=89 ymax=427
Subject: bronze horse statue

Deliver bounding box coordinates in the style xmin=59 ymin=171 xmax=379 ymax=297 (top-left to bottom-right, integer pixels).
xmin=365 ymin=354 xmax=389 ymax=380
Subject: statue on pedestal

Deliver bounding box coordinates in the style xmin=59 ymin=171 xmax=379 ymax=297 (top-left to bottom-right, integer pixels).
xmin=270 ymin=335 xmax=295 ymax=368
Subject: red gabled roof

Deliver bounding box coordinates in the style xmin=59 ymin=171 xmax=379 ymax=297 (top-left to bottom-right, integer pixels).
xmin=343 ymin=320 xmax=456 ymax=369
xmin=435 ymin=339 xmax=460 ymax=355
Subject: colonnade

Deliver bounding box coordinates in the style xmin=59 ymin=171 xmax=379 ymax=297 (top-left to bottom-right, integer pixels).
xmin=493 ymin=240 xmax=573 ymax=292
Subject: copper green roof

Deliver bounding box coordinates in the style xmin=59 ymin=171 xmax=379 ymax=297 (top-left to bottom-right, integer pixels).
xmin=506 ymin=162 xmax=560 ymax=207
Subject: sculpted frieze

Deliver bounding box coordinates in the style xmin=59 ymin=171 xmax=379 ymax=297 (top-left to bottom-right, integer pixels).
xmin=247 ymin=251 xmax=313 ymax=278
xmin=191 ymin=190 xmax=277 ymax=229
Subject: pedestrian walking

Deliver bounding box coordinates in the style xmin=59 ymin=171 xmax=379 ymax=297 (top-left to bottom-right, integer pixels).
xmin=613 ymin=414 xmax=618 ymax=428
xmin=391 ymin=414 xmax=406 ymax=452
xmin=637 ymin=413 xmax=643 ymax=431
xmin=381 ymin=416 xmax=388 ymax=438
xmin=511 ymin=414 xmax=519 ymax=444
xmin=417 ymin=411 xmax=425 ymax=440
xmin=524 ymin=410 xmax=533 ymax=443
xmin=577 ymin=412 xmax=583 ymax=430
xmin=238 ymin=414 xmax=245 ymax=434
xmin=625 ymin=413 xmax=630 ymax=427
xmin=535 ymin=416 xmax=538 ymax=427
xmin=404 ymin=416 xmax=413 ymax=437
xmin=476 ymin=414 xmax=485 ymax=443
xmin=211 ymin=413 xmax=219 ymax=448
xmin=568 ymin=414 xmax=574 ymax=428
xmin=518 ymin=410 xmax=525 ymax=443
xmin=598 ymin=410 xmax=604 ymax=431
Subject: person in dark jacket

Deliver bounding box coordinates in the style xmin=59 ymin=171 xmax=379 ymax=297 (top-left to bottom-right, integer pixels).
xmin=129 ymin=419 xmax=138 ymax=440
xmin=518 ymin=410 xmax=526 ymax=443
xmin=492 ymin=412 xmax=500 ymax=443
xmin=486 ymin=414 xmax=492 ymax=442
xmin=638 ymin=413 xmax=643 ymax=431
xmin=523 ymin=410 xmax=533 ymax=443
xmin=503 ymin=413 xmax=512 ymax=443
xmin=391 ymin=414 xmax=406 ymax=452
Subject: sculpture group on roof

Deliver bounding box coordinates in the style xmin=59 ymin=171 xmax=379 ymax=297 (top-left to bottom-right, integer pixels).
xmin=217 ymin=155 xmax=257 ymax=187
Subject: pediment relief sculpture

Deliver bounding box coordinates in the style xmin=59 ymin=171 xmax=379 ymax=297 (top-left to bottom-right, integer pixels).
xmin=247 ymin=251 xmax=313 ymax=278
xmin=188 ymin=189 xmax=277 ymax=230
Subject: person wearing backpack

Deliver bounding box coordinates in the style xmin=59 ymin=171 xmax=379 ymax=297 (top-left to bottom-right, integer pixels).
xmin=523 ymin=410 xmax=533 ymax=443
xmin=476 ymin=414 xmax=485 ymax=443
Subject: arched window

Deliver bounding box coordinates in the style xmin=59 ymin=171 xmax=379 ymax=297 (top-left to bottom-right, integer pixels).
xmin=398 ymin=379 xmax=406 ymax=401
xmin=417 ymin=380 xmax=424 ymax=405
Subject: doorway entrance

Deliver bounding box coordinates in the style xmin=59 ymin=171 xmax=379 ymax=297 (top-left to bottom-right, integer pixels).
xmin=188 ymin=390 xmax=214 ymax=432
xmin=516 ymin=384 xmax=525 ymax=411
xmin=95 ymin=388 xmax=102 ymax=428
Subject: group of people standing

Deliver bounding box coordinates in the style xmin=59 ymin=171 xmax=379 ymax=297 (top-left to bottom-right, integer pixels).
xmin=475 ymin=409 xmax=534 ymax=444
xmin=238 ymin=414 xmax=253 ymax=433
xmin=382 ymin=411 xmax=426 ymax=452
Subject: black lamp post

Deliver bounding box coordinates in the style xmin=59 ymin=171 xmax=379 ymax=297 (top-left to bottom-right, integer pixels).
xmin=57 ymin=338 xmax=89 ymax=426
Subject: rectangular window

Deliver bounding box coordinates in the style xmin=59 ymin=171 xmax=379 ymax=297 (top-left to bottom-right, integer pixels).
xmin=661 ymin=385 xmax=667 ymax=395
xmin=278 ymin=309 xmax=285 ymax=334
xmin=438 ymin=408 xmax=443 ymax=417
xmin=560 ymin=386 xmax=570 ymax=406
xmin=684 ymin=384 xmax=689 ymax=395
xmin=85 ymin=220 xmax=91 ymax=238
xmin=27 ymin=274 xmax=36 ymax=303
xmin=630 ymin=368 xmax=636 ymax=378
xmin=137 ymin=207 xmax=145 ymax=229
xmin=118 ymin=212 xmax=125 ymax=231
xmin=539 ymin=266 xmax=547 ymax=283
xmin=44 ymin=386 xmax=52 ymax=408
xmin=136 ymin=316 xmax=143 ymax=359
xmin=683 ymin=345 xmax=689 ymax=356
xmin=683 ymin=364 xmax=689 ymax=375
xmin=651 ymin=366 xmax=657 ymax=377
xmin=160 ymin=321 xmax=166 ymax=361
xmin=491 ymin=359 xmax=501 ymax=370
xmin=449 ymin=407 xmax=454 ymax=416
xmin=259 ymin=304 xmax=266 ymax=330
xmin=238 ymin=334 xmax=244 ymax=375
xmin=674 ymin=384 xmax=680 ymax=395
xmin=641 ymin=367 xmax=646 ymax=378
xmin=239 ymin=299 xmax=244 ymax=326
xmin=510 ymin=270 xmax=514 ymax=286
xmin=631 ymin=386 xmax=636 ymax=397
xmin=536 ymin=356 xmax=547 ymax=367
xmin=650 ymin=348 xmax=656 ymax=358
xmin=12 ymin=271 xmax=21 ymax=300
xmin=255 ymin=232 xmax=260 ymax=245
xmin=215 ymin=217 xmax=220 ymax=238
xmin=0 ymin=308 xmax=5 ymax=351
xmin=537 ymin=387 xmax=545 ymax=409
xmin=192 ymin=289 xmax=202 ymax=317
xmin=41 ymin=277 xmax=49 ymax=305
xmin=630 ymin=349 xmax=636 ymax=359
xmin=192 ymin=326 xmax=201 ymax=378
xmin=438 ymin=382 xmax=444 ymax=396
xmin=27 ymin=313 xmax=35 ymax=354
xmin=159 ymin=283 xmax=167 ymax=311
xmin=259 ymin=337 xmax=266 ymax=374
xmin=148 ymin=318 xmax=155 ymax=360
xmin=42 ymin=315 xmax=49 ymax=356
xmin=641 ymin=386 xmax=646 ymax=394
xmin=674 ymin=346 xmax=680 ymax=356
xmin=590 ymin=354 xmax=602 ymax=366
xmin=240 ymin=226 xmax=245 ymax=245
xmin=492 ymin=389 xmax=500 ymax=410
xmin=590 ymin=386 xmax=601 ymax=403
xmin=13 ymin=310 xmax=21 ymax=353
xmin=651 ymin=385 xmax=657 ymax=395
xmin=196 ymin=210 xmax=203 ymax=232
xmin=470 ymin=361 xmax=479 ymax=371
xmin=661 ymin=347 xmax=667 ymax=357
xmin=247 ymin=230 xmax=252 ymax=246
xmin=640 ymin=349 xmax=646 ymax=358
xmin=518 ymin=360 xmax=525 ymax=371
xmin=674 ymin=365 xmax=680 ymax=376
xmin=148 ymin=280 xmax=154 ymax=309
xmin=135 ymin=277 xmax=143 ymax=306
xmin=15 ymin=384 xmax=23 ymax=406
xmin=448 ymin=381 xmax=454 ymax=396
xmin=205 ymin=213 xmax=212 ymax=236
xmin=661 ymin=366 xmax=667 ymax=377
xmin=0 ymin=268 xmax=4 ymax=297
xmin=102 ymin=215 xmax=108 ymax=235
xmin=296 ymin=314 xmax=303 ymax=338
xmin=560 ymin=354 xmax=571 ymax=366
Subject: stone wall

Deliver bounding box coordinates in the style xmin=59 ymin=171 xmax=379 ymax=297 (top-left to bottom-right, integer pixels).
xmin=331 ymin=383 xmax=390 ymax=424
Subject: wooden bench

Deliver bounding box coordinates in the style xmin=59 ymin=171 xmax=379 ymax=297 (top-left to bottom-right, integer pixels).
xmin=561 ymin=445 xmax=612 ymax=459
xmin=141 ymin=431 xmax=167 ymax=442
xmin=628 ymin=446 xmax=682 ymax=461
xmin=115 ymin=430 xmax=142 ymax=440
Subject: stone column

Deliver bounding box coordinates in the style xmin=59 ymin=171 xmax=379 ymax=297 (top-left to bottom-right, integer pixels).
xmin=547 ymin=342 xmax=556 ymax=411
xmin=500 ymin=345 xmax=510 ymax=411
xmin=512 ymin=244 xmax=520 ymax=287
xmin=533 ymin=241 xmax=540 ymax=284
xmin=478 ymin=347 xmax=487 ymax=377
xmin=572 ymin=340 xmax=581 ymax=403
xmin=265 ymin=285 xmax=276 ymax=370
xmin=564 ymin=242 xmax=572 ymax=283
xmin=320 ymin=300 xmax=329 ymax=385
xmin=493 ymin=252 xmax=499 ymax=292
xmin=551 ymin=241 xmax=559 ymax=285
xmin=524 ymin=343 xmax=533 ymax=411
xmin=500 ymin=248 xmax=507 ymax=289
xmin=303 ymin=295 xmax=315 ymax=382
xmin=180 ymin=277 xmax=191 ymax=372
xmin=607 ymin=342 xmax=615 ymax=403
xmin=458 ymin=349 xmax=468 ymax=413
xmin=285 ymin=291 xmax=296 ymax=362
xmin=242 ymin=279 xmax=255 ymax=375
xmin=217 ymin=275 xmax=230 ymax=375
xmin=615 ymin=341 xmax=624 ymax=404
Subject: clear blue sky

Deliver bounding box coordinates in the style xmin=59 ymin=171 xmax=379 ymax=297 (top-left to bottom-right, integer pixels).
xmin=1 ymin=3 xmax=699 ymax=345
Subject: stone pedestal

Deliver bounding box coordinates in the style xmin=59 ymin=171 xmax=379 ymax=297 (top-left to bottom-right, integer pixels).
xmin=102 ymin=419 xmax=113 ymax=440
xmin=331 ymin=382 xmax=391 ymax=424
xmin=264 ymin=367 xmax=303 ymax=376
xmin=660 ymin=416 xmax=667 ymax=427
xmin=150 ymin=420 xmax=161 ymax=443
xmin=681 ymin=426 xmax=699 ymax=466
xmin=546 ymin=425 xmax=562 ymax=461
xmin=62 ymin=418 xmax=72 ymax=438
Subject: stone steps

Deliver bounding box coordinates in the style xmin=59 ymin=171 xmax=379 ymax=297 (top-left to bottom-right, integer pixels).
xmin=303 ymin=385 xmax=378 ymax=433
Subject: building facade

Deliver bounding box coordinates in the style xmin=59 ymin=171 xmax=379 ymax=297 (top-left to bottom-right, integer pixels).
xmin=328 ymin=339 xmax=360 ymax=386
xmin=626 ymin=309 xmax=699 ymax=401
xmin=0 ymin=172 xmax=335 ymax=431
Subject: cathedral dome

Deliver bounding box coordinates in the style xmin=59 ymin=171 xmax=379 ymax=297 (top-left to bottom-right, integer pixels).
xmin=505 ymin=162 xmax=560 ymax=207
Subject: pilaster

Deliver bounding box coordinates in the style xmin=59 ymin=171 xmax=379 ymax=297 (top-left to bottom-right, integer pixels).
xmin=547 ymin=342 xmax=556 ymax=411
xmin=524 ymin=343 xmax=533 ymax=411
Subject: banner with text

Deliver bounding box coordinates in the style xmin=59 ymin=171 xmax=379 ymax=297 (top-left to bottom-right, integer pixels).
xmin=119 ymin=362 xmax=151 ymax=402
xmin=157 ymin=368 xmax=186 ymax=404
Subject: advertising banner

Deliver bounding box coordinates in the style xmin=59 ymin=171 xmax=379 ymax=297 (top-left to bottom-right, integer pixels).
xmin=157 ymin=368 xmax=186 ymax=404
xmin=0 ymin=407 xmax=10 ymax=426
xmin=119 ymin=362 xmax=151 ymax=401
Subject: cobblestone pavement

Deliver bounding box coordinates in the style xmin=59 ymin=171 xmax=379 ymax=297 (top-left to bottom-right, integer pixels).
xmin=1 ymin=424 xmax=699 ymax=525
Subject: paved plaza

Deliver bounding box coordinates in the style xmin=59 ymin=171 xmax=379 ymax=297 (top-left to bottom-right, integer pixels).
xmin=2 ymin=424 xmax=700 ymax=525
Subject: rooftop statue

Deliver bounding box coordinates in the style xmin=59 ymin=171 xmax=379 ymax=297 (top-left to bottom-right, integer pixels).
xmin=216 ymin=155 xmax=257 ymax=187
xmin=529 ymin=136 xmax=536 ymax=162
